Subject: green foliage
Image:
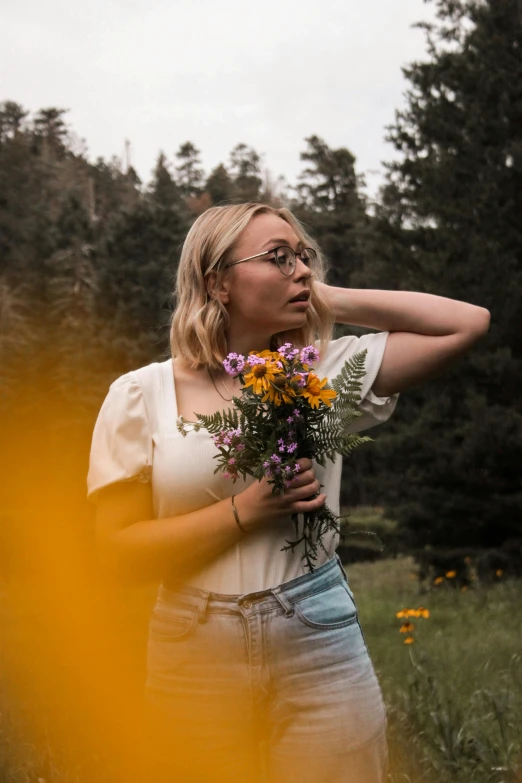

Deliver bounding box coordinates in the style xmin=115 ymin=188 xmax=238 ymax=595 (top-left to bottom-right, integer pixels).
xmin=351 ymin=0 xmax=522 ymax=550
xmin=348 ymin=557 xmax=522 ymax=783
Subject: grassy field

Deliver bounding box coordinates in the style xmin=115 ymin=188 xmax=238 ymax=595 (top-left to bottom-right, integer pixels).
xmin=1 ymin=557 xmax=521 ymax=782
xmin=349 ymin=557 xmax=522 ymax=783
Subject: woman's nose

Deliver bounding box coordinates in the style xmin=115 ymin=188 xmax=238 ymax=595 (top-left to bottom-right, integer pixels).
xmin=293 ymin=256 xmax=312 ymax=280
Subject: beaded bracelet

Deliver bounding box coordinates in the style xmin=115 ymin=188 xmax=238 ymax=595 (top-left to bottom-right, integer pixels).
xmin=231 ymin=495 xmax=247 ymax=534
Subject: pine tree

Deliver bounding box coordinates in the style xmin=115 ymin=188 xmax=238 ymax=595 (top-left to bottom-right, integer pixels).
xmin=367 ymin=0 xmax=522 ymax=548
xmin=292 ymin=136 xmax=371 ymax=289
xmin=229 ymin=143 xmax=262 ymax=201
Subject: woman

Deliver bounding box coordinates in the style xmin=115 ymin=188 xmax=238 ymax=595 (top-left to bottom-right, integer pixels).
xmin=87 ymin=203 xmax=489 ymax=783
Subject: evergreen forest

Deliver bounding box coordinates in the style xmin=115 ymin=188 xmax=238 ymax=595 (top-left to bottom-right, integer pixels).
xmin=1 ymin=0 xmax=521 ymax=574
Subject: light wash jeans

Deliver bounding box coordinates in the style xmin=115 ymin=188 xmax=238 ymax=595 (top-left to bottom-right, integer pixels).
xmin=141 ymin=555 xmax=388 ymax=783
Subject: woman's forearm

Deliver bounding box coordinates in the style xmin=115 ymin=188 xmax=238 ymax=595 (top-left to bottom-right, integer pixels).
xmin=324 ymin=285 xmax=490 ymax=337
xmin=98 ymin=488 xmax=245 ymax=586
xmin=318 ymin=284 xmax=490 ymax=396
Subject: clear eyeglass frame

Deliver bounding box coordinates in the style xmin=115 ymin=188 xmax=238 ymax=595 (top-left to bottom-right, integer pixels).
xmin=224 ymin=245 xmax=317 ymax=277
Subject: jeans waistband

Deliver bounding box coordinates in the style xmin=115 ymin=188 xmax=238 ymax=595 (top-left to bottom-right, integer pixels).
xmin=157 ymin=555 xmax=349 ymax=621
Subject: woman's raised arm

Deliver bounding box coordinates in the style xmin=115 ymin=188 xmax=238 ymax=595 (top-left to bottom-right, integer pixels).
xmin=317 ymin=284 xmax=490 ymax=397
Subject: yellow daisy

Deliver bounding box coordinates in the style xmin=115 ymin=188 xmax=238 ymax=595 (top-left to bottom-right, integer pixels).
xmin=446 ymin=570 xmax=457 ymax=579
xmin=400 ymin=622 xmax=415 ymax=634
xmin=299 ymin=373 xmax=337 ymax=410
xmin=243 ymin=356 xmax=283 ymax=396
xmin=262 ymin=379 xmax=296 ymax=407
xmin=404 ymin=636 xmax=415 ymax=645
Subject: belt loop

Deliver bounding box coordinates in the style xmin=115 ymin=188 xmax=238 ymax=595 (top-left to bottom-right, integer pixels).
xmin=197 ymin=591 xmax=210 ymax=623
xmin=336 ymin=553 xmax=349 ymax=583
xmin=271 ymin=586 xmax=294 ymax=617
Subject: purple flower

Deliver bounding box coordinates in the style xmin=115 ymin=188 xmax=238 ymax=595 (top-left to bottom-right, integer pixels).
xmin=271 ymin=454 xmax=282 ymax=464
xmin=228 ymin=458 xmax=236 ymax=466
xmin=295 ymin=372 xmax=308 ymax=388
xmin=287 ymin=442 xmax=298 ymax=454
xmin=223 ymin=352 xmax=245 ymax=375
xmin=247 ymin=354 xmax=266 ymax=367
xmin=278 ymin=343 xmax=300 ymax=360
xmin=300 ymin=345 xmax=320 ymax=365
xmin=236 ymin=443 xmax=245 ymax=451
xmin=287 ymin=416 xmax=294 ymax=424
xmin=293 ymin=409 xmax=301 ymax=418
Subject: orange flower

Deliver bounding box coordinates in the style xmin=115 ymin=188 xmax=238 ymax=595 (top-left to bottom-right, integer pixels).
xmin=433 ymin=576 xmax=444 ymax=585
xmin=417 ymin=607 xmax=430 ymax=619
xmin=404 ymin=636 xmax=415 ymax=645
xmin=496 ymin=569 xmax=503 ymax=577
xmin=396 ymin=609 xmax=409 ymax=619
xmin=299 ymin=373 xmax=337 ymax=410
xmin=446 ymin=570 xmax=457 ymax=578
xmin=400 ymin=623 xmax=415 ymax=633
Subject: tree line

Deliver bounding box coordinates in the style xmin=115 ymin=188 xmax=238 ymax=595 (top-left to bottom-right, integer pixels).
xmin=0 ymin=0 xmax=520 ymax=562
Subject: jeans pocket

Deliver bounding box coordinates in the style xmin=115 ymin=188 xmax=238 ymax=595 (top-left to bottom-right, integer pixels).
xmin=294 ymin=580 xmax=358 ymax=630
xmin=149 ymin=600 xmax=198 ymax=641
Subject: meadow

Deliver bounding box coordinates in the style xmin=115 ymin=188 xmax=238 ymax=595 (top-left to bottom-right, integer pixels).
xmin=0 ymin=555 xmax=521 ymax=783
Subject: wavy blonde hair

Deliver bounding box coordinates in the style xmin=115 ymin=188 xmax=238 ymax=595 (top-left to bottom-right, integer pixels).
xmin=170 ymin=203 xmax=333 ymax=368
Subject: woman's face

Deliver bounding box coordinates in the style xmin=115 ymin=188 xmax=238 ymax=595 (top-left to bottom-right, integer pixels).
xmin=221 ymin=213 xmax=313 ymax=347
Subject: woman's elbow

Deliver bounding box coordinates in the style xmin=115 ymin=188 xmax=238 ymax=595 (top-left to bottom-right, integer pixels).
xmin=463 ymin=305 xmax=490 ymax=344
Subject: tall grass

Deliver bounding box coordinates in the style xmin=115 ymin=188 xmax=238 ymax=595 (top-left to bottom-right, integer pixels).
xmin=348 ymin=557 xmax=522 ymax=783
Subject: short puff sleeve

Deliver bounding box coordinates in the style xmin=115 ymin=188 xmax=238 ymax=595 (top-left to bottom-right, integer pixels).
xmin=317 ymin=331 xmax=399 ymax=433
xmin=87 ymin=373 xmax=153 ymax=503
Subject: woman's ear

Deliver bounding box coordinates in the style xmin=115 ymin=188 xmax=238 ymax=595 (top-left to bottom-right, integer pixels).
xmin=206 ymin=271 xmax=231 ymax=305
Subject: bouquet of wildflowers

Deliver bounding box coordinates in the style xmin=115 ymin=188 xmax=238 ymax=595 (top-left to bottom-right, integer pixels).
xmin=197 ymin=343 xmax=371 ymax=571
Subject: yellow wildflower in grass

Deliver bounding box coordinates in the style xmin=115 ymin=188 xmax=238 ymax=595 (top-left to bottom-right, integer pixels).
xmin=434 ymin=576 xmax=444 ymax=585
xmin=496 ymin=569 xmax=503 ymax=577
xmin=417 ymin=607 xmax=430 ymax=619
xmin=400 ymin=622 xmax=415 ymax=633
xmin=406 ymin=609 xmax=419 ymax=618
xmin=446 ymin=570 xmax=457 ymax=578
xmin=299 ymin=372 xmax=337 ymax=410
xmin=404 ymin=636 xmax=415 ymax=645
xmin=396 ymin=609 xmax=409 ymax=619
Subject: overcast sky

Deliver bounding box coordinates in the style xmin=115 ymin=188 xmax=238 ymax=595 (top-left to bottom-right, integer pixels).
xmin=1 ymin=0 xmax=436 ymax=199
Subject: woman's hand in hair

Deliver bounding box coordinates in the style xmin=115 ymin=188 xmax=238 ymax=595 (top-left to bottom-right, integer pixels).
xmin=234 ymin=458 xmax=325 ymax=532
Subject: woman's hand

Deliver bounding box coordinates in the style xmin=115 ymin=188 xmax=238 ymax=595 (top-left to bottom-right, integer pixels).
xmin=234 ymin=458 xmax=325 ymax=532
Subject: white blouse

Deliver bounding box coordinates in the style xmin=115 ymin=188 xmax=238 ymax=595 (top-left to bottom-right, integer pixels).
xmin=87 ymin=333 xmax=398 ymax=593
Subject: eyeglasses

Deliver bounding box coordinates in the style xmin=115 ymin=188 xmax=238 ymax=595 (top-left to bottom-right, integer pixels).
xmin=224 ymin=245 xmax=317 ymax=277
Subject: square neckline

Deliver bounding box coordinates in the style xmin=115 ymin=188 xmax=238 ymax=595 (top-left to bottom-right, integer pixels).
xmin=162 ymin=358 xmax=227 ymax=434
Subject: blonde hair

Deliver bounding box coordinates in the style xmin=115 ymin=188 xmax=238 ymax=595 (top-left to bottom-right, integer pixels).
xmin=170 ymin=203 xmax=333 ymax=368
